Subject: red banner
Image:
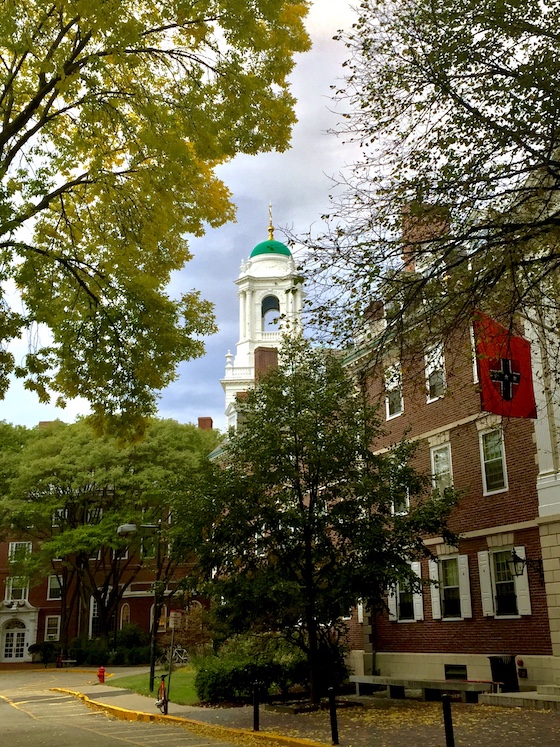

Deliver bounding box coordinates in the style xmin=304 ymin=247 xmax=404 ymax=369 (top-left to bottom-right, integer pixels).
xmin=473 ymin=312 xmax=537 ymax=419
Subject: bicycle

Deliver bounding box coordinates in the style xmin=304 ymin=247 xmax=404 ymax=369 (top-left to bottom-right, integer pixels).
xmin=155 ymin=673 xmax=169 ymax=715
xmin=171 ymin=646 xmax=189 ymax=665
xmin=155 ymin=645 xmax=189 ymax=669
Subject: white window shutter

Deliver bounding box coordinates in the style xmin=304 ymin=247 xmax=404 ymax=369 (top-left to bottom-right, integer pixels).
xmin=388 ymin=588 xmax=397 ymax=620
xmin=478 ymin=550 xmax=494 ymax=616
xmin=458 ymin=554 xmax=472 ymax=618
xmin=411 ymin=561 xmax=424 ymax=621
xmin=429 ymin=559 xmax=442 ymax=620
xmin=513 ymin=546 xmax=532 ymax=616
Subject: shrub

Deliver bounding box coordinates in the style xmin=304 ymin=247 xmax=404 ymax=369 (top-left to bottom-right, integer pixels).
xmin=28 ymin=641 xmax=59 ymax=663
xmin=194 ymin=634 xmax=308 ymax=703
xmin=115 ymin=624 xmax=149 ymax=650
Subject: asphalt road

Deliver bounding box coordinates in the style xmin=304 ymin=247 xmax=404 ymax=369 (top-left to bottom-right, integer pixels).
xmin=0 ymin=668 xmax=231 ymax=747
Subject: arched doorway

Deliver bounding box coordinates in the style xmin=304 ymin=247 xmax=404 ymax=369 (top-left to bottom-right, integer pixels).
xmin=2 ymin=619 xmax=26 ymax=660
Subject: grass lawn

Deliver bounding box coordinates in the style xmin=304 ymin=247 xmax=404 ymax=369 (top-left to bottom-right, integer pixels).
xmin=108 ymin=666 xmax=199 ymax=705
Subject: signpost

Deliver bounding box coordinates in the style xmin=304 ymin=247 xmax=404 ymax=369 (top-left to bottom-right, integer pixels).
xmin=166 ymin=609 xmax=182 ymax=703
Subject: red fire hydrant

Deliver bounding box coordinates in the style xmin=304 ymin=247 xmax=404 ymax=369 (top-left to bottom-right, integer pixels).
xmin=97 ymin=666 xmax=105 ymax=684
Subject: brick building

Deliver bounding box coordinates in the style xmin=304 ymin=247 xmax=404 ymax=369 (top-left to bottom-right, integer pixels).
xmin=343 ymin=284 xmax=560 ymax=691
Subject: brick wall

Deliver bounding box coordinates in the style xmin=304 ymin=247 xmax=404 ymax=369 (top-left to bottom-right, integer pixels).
xmin=360 ymin=323 xmax=550 ymax=658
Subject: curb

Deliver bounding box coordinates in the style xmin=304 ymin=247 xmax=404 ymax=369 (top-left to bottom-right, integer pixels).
xmin=52 ymin=688 xmax=329 ymax=747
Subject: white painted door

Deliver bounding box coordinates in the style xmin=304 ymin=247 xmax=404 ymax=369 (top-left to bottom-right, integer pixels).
xmin=3 ymin=621 xmax=26 ymax=660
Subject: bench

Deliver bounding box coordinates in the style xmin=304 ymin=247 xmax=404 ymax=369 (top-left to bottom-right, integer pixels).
xmin=349 ymin=675 xmax=502 ymax=703
xmin=57 ymin=659 xmax=77 ymax=668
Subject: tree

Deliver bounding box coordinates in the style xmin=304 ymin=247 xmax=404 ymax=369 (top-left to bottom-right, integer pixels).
xmin=1 ymin=417 xmax=220 ymax=647
xmin=178 ymin=335 xmax=455 ymax=703
xmin=304 ymin=0 xmax=560 ymax=359
xmin=0 ymin=1 xmax=310 ymax=433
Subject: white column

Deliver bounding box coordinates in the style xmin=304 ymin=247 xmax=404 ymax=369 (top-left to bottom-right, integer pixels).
xmin=239 ymin=291 xmax=246 ymax=341
xmin=246 ymin=290 xmax=253 ymax=339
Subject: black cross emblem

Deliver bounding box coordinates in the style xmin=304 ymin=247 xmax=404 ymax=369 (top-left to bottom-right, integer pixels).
xmin=489 ymin=358 xmax=520 ymax=401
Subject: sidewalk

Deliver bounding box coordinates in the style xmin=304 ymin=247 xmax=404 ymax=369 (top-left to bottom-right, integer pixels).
xmin=59 ymin=672 xmax=560 ymax=747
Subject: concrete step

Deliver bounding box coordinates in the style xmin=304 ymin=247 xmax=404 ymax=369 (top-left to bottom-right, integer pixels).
xmin=480 ymin=690 xmax=560 ymax=711
xmin=537 ymin=684 xmax=560 ymax=696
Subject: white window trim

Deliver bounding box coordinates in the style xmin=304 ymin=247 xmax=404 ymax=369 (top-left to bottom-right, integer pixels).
xmin=120 ymin=603 xmax=131 ymax=629
xmin=425 ymin=343 xmax=446 ymax=403
xmin=391 ymin=488 xmax=410 ymax=516
xmin=479 ymin=428 xmax=508 ymax=496
xmin=430 ymin=443 xmax=453 ymax=492
xmin=52 ymin=508 xmax=68 ymax=527
xmin=385 ymin=365 xmax=403 ymax=420
xmin=478 ymin=547 xmax=532 ymax=618
xmin=86 ymin=508 xmax=104 ymax=524
xmin=470 ymin=324 xmax=479 ymax=384
xmin=429 ymin=555 xmax=472 ymax=620
xmin=47 ymin=575 xmax=62 ymax=601
xmin=89 ymin=597 xmax=99 ymax=638
xmin=8 ymin=541 xmax=32 ymax=561
xmin=45 ymin=615 xmax=61 ymax=641
xmin=6 ymin=576 xmax=29 ymax=602
xmin=388 ymin=561 xmax=423 ymax=622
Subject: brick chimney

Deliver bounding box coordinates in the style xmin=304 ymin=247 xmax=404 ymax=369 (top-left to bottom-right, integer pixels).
xmin=197 ymin=417 xmax=213 ymax=431
xmin=402 ymin=203 xmax=449 ymax=272
xmin=254 ymin=347 xmax=278 ymax=382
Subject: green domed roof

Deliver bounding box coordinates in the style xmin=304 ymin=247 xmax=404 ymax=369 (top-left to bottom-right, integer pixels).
xmin=250 ymin=238 xmax=291 ymax=258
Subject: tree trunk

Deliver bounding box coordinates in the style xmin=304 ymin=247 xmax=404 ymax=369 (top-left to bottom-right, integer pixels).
xmin=306 ymin=613 xmax=320 ymax=705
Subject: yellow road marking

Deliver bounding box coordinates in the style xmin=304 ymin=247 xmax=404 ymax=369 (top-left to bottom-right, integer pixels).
xmin=0 ymin=693 xmax=38 ymax=719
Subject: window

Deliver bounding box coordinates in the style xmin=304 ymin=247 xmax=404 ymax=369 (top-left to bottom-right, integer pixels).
xmin=6 ymin=576 xmax=29 ymax=602
xmin=89 ymin=595 xmax=116 ymax=638
xmin=120 ymin=603 xmax=131 ymax=629
xmin=388 ymin=562 xmax=423 ymax=622
xmin=429 ymin=556 xmax=472 ymax=619
xmin=480 ymin=429 xmax=507 ymax=494
xmin=478 ymin=547 xmax=532 ymax=617
xmin=391 ymin=489 xmax=410 ymax=516
xmin=8 ymin=541 xmax=32 ymax=561
xmin=425 ymin=343 xmax=446 ymax=401
xmin=47 ymin=575 xmax=62 ymax=600
xmin=86 ymin=507 xmax=103 ymax=524
xmin=90 ymin=598 xmax=100 ymax=638
xmin=151 ymin=604 xmax=168 ymax=632
xmin=141 ymin=534 xmax=157 ymax=559
xmin=385 ymin=365 xmax=403 ymax=418
xmin=52 ymin=508 xmax=67 ymax=527
xmin=45 ymin=615 xmax=61 ymax=641
xmin=431 ymin=444 xmax=453 ymax=493
xmin=493 ymin=550 xmax=518 ymax=615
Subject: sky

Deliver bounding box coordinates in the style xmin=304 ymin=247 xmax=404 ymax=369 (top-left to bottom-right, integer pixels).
xmin=0 ymin=1 xmax=359 ymax=433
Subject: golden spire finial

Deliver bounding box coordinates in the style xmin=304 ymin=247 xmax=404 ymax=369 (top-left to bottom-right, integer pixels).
xmin=268 ymin=202 xmax=274 ymax=240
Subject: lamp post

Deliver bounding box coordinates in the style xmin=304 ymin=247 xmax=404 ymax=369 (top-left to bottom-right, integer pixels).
xmin=117 ymin=520 xmax=162 ymax=692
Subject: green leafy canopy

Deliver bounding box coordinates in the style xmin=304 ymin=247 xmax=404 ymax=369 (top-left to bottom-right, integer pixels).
xmin=178 ymin=334 xmax=456 ymax=702
xmin=0 ymin=0 xmax=310 ymax=433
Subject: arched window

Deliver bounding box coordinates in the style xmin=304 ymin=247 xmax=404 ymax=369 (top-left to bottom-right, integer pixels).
xmin=120 ymin=603 xmax=131 ymax=629
xmin=262 ymin=295 xmax=280 ymax=330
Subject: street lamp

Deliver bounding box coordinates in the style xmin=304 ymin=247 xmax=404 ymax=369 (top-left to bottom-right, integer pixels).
xmin=117 ymin=520 xmax=162 ymax=692
xmin=508 ymin=548 xmax=544 ymax=582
